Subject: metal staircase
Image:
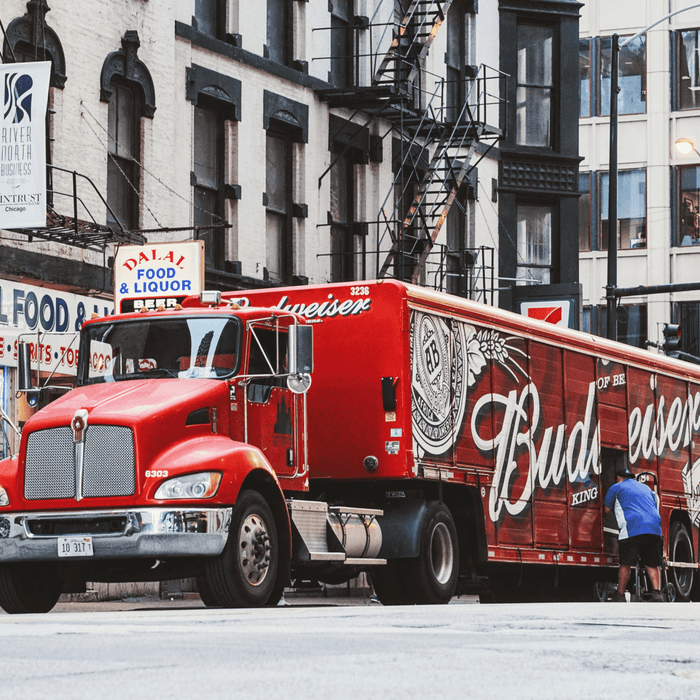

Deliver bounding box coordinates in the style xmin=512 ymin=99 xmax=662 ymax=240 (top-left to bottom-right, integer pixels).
xmin=376 ymin=69 xmax=502 ymax=283
xmin=371 ymin=0 xmax=452 ymax=92
xmin=315 ymin=1 xmax=505 ymax=299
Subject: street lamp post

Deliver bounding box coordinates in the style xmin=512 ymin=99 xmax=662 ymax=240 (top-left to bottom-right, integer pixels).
xmin=606 ymin=3 xmax=700 ymax=341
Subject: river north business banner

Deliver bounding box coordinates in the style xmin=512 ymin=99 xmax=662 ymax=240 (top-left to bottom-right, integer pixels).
xmin=0 ymin=61 xmax=51 ymax=229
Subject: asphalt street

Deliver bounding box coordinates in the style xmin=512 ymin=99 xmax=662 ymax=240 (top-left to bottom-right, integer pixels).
xmin=1 ymin=597 xmax=699 ymax=700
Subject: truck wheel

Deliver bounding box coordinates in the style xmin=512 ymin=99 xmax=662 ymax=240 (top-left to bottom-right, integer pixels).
xmin=0 ymin=564 xmax=63 ymax=614
xmin=669 ymin=522 xmax=694 ymax=602
xmin=403 ymin=502 xmax=459 ymax=605
xmin=203 ymin=490 xmax=279 ymax=607
xmin=195 ymin=574 xmax=221 ymax=607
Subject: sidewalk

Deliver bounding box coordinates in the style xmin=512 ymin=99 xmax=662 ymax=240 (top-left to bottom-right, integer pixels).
xmin=46 ymin=590 xmax=479 ymax=613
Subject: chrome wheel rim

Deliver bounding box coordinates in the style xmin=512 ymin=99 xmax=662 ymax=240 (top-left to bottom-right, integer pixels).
xmin=238 ymin=513 xmax=271 ymax=587
xmin=430 ymin=522 xmax=454 ymax=585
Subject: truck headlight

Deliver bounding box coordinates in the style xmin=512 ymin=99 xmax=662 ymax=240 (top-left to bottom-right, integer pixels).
xmin=154 ymin=472 xmax=221 ymax=500
xmin=0 ymin=486 xmax=9 ymax=507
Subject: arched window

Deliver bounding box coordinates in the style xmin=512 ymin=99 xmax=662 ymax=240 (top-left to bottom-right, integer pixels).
xmin=2 ymin=0 xmax=67 ymax=89
xmin=100 ymin=31 xmax=156 ymax=231
xmin=107 ymin=81 xmax=140 ymax=231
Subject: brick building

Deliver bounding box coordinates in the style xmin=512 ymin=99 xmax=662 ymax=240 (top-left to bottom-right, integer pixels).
xmin=0 ymin=0 xmax=582 ymax=443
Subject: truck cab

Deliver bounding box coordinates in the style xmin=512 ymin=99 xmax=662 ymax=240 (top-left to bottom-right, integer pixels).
xmin=0 ymin=296 xmax=314 ymax=612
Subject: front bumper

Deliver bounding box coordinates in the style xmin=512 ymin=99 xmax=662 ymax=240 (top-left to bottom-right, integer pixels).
xmin=0 ymin=507 xmax=232 ymax=563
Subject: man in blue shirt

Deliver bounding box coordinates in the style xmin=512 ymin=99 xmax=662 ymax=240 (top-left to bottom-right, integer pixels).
xmin=604 ymin=466 xmax=663 ymax=602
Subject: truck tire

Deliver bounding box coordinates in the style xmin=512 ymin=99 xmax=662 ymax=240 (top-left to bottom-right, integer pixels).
xmin=404 ymin=501 xmax=460 ymax=605
xmin=669 ymin=522 xmax=694 ymax=602
xmin=371 ymin=562 xmax=411 ymax=605
xmin=195 ymin=574 xmax=221 ymax=607
xmin=203 ymin=490 xmax=279 ymax=607
xmin=0 ymin=564 xmax=63 ymax=614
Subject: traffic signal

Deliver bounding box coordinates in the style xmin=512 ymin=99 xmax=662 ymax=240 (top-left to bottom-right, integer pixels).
xmin=662 ymin=323 xmax=681 ymax=355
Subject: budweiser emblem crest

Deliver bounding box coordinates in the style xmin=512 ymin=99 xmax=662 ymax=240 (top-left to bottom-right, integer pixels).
xmin=410 ymin=312 xmax=470 ymax=456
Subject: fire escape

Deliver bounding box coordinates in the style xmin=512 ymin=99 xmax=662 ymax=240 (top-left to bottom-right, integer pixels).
xmin=9 ymin=165 xmax=147 ymax=252
xmin=316 ymin=0 xmax=506 ymax=302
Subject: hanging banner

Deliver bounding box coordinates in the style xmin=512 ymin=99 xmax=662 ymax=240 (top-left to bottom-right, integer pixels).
xmin=114 ymin=241 xmax=205 ymax=313
xmin=0 ymin=60 xmax=51 ymax=229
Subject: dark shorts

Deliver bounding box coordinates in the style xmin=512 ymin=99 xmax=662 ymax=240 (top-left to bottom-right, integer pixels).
xmin=618 ymin=534 xmax=663 ymax=568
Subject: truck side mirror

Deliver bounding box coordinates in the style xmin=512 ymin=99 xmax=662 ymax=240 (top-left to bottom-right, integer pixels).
xmin=18 ymin=342 xmax=33 ymax=392
xmin=18 ymin=342 xmax=40 ymax=407
xmin=287 ymin=325 xmax=313 ymax=394
xmin=288 ymin=324 xmax=313 ymax=375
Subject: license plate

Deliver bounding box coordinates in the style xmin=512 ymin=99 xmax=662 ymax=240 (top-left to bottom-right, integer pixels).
xmin=57 ymin=537 xmax=94 ymax=558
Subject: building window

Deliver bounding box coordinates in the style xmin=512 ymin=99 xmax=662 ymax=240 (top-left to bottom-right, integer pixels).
xmin=579 ymin=39 xmax=591 ymax=118
xmin=266 ymin=130 xmax=294 ymax=284
xmin=193 ymin=104 xmax=225 ymax=268
xmin=581 ymin=36 xmax=645 ymax=118
xmin=516 ymin=204 xmax=552 ymax=284
xmin=680 ymin=302 xmax=700 ymax=356
xmin=516 ymin=24 xmax=553 ymax=147
xmin=330 ymin=150 xmax=356 ymax=282
xmin=107 ymin=82 xmax=140 ymax=231
xmin=330 ymin=0 xmax=353 ymax=87
xmin=578 ymin=172 xmax=591 ymax=252
xmin=446 ymin=188 xmax=468 ymax=296
xmin=600 ymin=169 xmax=646 ymax=250
xmin=678 ymin=165 xmax=700 ymax=246
xmin=194 ymin=0 xmax=224 ymax=38
xmin=583 ymin=304 xmax=648 ymax=348
xmin=677 ymin=30 xmax=700 ymax=111
xmin=446 ymin=1 xmax=467 ymax=124
xmin=267 ymin=0 xmax=292 ymax=66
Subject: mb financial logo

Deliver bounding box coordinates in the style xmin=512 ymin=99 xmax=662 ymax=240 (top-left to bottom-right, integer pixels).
xmin=3 ymin=72 xmax=33 ymax=123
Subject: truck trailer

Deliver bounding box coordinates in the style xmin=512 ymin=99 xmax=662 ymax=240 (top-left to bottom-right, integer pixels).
xmin=0 ymin=280 xmax=698 ymax=612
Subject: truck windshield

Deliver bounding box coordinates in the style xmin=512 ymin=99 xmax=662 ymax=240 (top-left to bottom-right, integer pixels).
xmin=78 ymin=316 xmax=241 ymax=385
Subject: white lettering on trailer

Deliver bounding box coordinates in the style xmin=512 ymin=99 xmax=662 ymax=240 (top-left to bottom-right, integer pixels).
xmin=472 ymin=381 xmax=600 ymax=522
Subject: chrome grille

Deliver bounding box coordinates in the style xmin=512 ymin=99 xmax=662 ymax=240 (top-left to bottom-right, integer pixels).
xmin=25 ymin=427 xmax=75 ymax=499
xmin=83 ymin=426 xmax=135 ymax=497
xmin=24 ymin=425 xmax=136 ymax=500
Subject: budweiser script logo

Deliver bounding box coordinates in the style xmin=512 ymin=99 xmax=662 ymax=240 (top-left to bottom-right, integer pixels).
xmin=473 ymin=379 xmax=700 ymax=523
xmin=473 ymin=381 xmax=599 ymax=522
xmin=228 ymin=294 xmax=372 ymax=321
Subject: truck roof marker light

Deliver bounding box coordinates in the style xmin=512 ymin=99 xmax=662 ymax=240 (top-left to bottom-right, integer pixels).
xmin=139 ymin=307 xmax=149 ymax=313
xmin=200 ymin=290 xmax=222 ymax=307
xmin=157 ymin=305 xmax=166 ymax=312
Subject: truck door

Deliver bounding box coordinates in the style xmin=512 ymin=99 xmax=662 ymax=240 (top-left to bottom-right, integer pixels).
xmin=242 ymin=324 xmax=304 ymax=479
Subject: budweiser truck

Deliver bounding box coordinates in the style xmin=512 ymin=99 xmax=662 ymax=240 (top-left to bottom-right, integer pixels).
xmin=0 ymin=280 xmax=698 ymax=612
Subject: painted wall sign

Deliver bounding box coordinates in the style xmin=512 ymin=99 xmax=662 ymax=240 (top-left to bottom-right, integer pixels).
xmin=114 ymin=241 xmax=205 ymax=313
xmin=0 ymin=61 xmax=51 ymax=228
xmin=0 ymin=280 xmax=112 ymax=375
